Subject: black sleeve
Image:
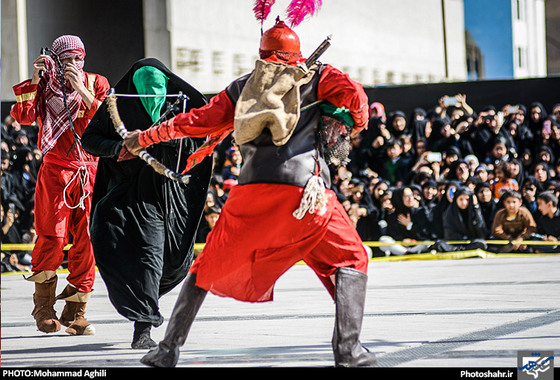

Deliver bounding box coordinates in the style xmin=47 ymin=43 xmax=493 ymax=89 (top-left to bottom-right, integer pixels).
xmin=471 ymin=205 xmax=487 ymax=239
xmin=412 ymin=206 xmax=434 ymax=240
xmin=82 ymin=102 xmax=123 ymax=158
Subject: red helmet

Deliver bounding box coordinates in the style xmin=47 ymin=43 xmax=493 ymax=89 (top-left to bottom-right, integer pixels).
xmin=259 ymin=19 xmax=302 ymax=61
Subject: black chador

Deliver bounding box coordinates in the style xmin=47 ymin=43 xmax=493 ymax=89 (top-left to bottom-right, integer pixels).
xmin=82 ymin=58 xmax=212 ymax=348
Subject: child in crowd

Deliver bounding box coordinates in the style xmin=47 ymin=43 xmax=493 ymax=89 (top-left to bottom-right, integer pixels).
xmin=490 ymin=161 xmax=519 ymax=200
xmin=379 ymin=140 xmax=406 ymax=186
xmin=491 ymin=190 xmax=537 ymax=252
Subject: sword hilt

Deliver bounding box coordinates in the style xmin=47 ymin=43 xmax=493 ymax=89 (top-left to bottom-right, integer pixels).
xmin=299 ymin=35 xmax=332 ymax=72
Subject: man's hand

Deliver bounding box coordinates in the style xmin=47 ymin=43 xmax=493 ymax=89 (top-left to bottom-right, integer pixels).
xmin=123 ymin=130 xmax=144 ymax=156
xmin=31 ymin=55 xmax=48 ymax=85
xmin=63 ymin=62 xmax=95 ymax=108
xmin=117 ymin=145 xmax=137 ymax=161
xmin=64 ymin=62 xmax=85 ymax=91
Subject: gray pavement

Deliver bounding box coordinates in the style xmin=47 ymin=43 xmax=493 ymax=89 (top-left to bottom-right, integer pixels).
xmin=1 ymin=255 xmax=559 ymax=373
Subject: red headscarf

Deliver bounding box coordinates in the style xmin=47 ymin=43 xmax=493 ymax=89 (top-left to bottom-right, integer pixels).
xmin=39 ymin=35 xmax=86 ymax=155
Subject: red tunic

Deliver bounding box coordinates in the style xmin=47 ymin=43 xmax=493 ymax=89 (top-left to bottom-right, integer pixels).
xmin=11 ymin=74 xmax=109 ymax=292
xmin=190 ymin=183 xmax=368 ymax=302
xmin=138 ymin=63 xmax=369 ymax=302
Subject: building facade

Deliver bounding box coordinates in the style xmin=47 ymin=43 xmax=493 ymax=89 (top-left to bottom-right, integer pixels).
xmin=2 ymin=0 xmax=467 ymax=100
xmin=1 ymin=0 xmax=551 ymax=102
xmin=154 ymin=0 xmax=468 ymax=93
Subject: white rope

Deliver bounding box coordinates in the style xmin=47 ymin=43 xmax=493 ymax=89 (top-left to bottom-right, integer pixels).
xmin=62 ymin=161 xmax=91 ymax=210
xmin=292 ymin=175 xmax=328 ymax=220
xmin=62 ymin=131 xmax=92 ymax=210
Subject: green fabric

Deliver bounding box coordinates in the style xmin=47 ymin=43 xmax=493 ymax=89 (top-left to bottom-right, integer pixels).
xmin=133 ymin=66 xmax=169 ymax=123
xmin=319 ymin=102 xmax=355 ymax=127
xmin=385 ymin=158 xmax=401 ymax=185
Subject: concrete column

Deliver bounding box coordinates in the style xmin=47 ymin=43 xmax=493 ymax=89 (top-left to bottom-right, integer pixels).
xmin=143 ymin=0 xmax=171 ymax=67
xmin=1 ymin=0 xmax=28 ymax=101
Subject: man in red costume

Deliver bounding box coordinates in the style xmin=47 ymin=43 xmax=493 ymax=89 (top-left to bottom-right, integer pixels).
xmin=11 ymin=35 xmax=109 ymax=335
xmin=125 ymin=20 xmax=376 ymax=367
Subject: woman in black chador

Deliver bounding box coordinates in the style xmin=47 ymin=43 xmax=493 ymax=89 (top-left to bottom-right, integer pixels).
xmin=439 ymin=186 xmax=487 ymax=252
xmin=82 ymin=58 xmax=212 ymax=348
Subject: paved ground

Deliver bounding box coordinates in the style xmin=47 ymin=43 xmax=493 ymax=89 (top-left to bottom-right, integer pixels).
xmin=1 ymin=254 xmax=559 ymax=376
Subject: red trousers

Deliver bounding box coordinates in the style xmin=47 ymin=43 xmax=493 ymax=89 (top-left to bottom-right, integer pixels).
xmin=32 ymin=156 xmax=97 ymax=293
xmin=190 ymin=183 xmax=369 ymax=302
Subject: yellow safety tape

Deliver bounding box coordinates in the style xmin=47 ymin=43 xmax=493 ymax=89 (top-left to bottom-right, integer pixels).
xmin=1 ymin=243 xmax=205 ymax=251
xmin=3 ymin=240 xmax=559 ymax=251
xmin=1 ymin=244 xmax=73 ymax=251
xmin=362 ymin=240 xmax=560 ymax=247
xmin=369 ymin=249 xmax=559 ymax=262
xmin=3 ymin=242 xmax=558 ymax=276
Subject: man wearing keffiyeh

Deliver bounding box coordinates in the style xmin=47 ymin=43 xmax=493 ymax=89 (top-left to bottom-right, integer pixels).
xmin=11 ymin=35 xmax=110 ymax=336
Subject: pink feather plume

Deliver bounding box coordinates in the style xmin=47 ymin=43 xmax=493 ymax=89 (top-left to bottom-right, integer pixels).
xmin=253 ymin=0 xmax=276 ymax=23
xmin=285 ymin=0 xmax=323 ymax=28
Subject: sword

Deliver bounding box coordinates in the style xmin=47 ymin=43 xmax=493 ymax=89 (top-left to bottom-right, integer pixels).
xmin=298 ymin=35 xmax=332 ymax=73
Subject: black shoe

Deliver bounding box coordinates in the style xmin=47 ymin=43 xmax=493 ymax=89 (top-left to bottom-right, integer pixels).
xmin=132 ymin=321 xmax=157 ymax=349
xmin=132 ymin=333 xmax=157 ymax=349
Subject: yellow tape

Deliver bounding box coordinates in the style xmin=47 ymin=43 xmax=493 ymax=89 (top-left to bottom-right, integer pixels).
xmin=1 ymin=243 xmax=204 ymax=251
xmin=2 ymin=240 xmax=558 ymax=252
xmin=361 ymin=240 xmax=560 ymax=247
xmin=1 ymin=244 xmax=73 ymax=251
xmin=369 ymin=249 xmax=559 ymax=262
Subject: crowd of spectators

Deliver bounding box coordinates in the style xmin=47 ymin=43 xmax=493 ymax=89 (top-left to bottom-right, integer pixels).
xmin=195 ymin=94 xmax=560 ymax=257
xmin=1 ymin=114 xmax=40 ymax=271
xmin=332 ymin=95 xmax=560 ymax=256
xmin=2 ymin=93 xmax=560 ymax=271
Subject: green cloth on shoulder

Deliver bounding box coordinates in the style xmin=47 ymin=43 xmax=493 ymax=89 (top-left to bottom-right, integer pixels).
xmin=319 ymin=102 xmax=355 ymax=128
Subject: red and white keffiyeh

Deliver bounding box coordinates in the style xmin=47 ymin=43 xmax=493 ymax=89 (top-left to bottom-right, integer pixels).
xmin=39 ymin=35 xmax=86 ymax=155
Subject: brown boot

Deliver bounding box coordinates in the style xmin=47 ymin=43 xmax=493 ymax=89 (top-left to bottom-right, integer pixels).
xmin=56 ymin=285 xmax=95 ymax=336
xmin=26 ymin=271 xmax=61 ymax=333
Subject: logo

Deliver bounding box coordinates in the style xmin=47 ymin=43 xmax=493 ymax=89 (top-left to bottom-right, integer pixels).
xmin=518 ymin=351 xmax=554 ymax=380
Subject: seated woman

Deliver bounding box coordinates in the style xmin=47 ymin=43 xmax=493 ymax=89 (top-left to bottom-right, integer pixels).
xmin=380 ymin=187 xmax=432 ymax=256
xmin=474 ymin=182 xmax=497 ymax=238
xmin=436 ymin=186 xmax=487 ymax=252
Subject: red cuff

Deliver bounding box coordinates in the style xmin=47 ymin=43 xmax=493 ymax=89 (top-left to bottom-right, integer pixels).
xmin=117 ymin=145 xmax=136 ymax=161
xmin=138 ymin=131 xmax=152 ymax=148
xmin=13 ymin=79 xmax=37 ymax=95
xmin=351 ymin=104 xmax=369 ymax=130
xmin=138 ymin=119 xmax=174 ymax=148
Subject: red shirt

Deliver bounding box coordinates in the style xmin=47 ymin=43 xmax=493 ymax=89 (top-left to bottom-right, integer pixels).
xmin=11 ymin=73 xmax=110 ymax=163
